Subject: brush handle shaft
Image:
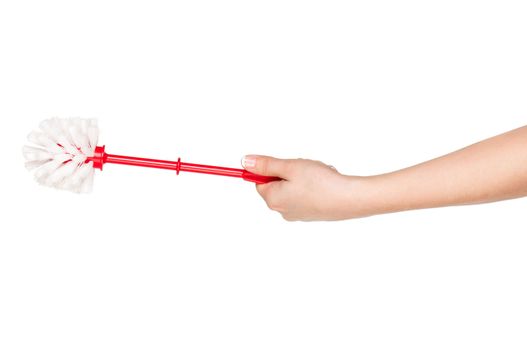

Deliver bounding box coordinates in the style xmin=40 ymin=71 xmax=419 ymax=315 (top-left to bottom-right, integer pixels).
xmin=99 ymin=152 xmax=279 ymax=184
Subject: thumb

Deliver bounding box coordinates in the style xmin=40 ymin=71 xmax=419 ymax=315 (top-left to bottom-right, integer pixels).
xmin=241 ymin=155 xmax=290 ymax=178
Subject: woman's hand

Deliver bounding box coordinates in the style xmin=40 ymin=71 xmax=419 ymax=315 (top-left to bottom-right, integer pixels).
xmin=241 ymin=155 xmax=369 ymax=221
xmin=243 ymin=126 xmax=527 ymax=222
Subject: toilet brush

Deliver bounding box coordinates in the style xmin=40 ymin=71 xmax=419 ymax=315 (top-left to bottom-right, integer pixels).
xmin=23 ymin=118 xmax=279 ymax=193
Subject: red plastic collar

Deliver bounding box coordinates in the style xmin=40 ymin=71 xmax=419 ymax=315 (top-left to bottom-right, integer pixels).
xmin=90 ymin=145 xmax=106 ymax=170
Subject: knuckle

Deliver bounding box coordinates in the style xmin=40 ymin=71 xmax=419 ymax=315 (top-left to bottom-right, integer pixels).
xmin=266 ymin=196 xmax=281 ymax=211
xmin=283 ymin=160 xmax=298 ymax=176
xmin=256 ymin=184 xmax=267 ymax=197
xmin=259 ymin=157 xmax=269 ymax=175
xmin=264 ymin=190 xmax=283 ymax=211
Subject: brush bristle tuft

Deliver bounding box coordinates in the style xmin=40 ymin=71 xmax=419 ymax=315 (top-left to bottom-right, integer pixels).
xmin=24 ymin=117 xmax=100 ymax=193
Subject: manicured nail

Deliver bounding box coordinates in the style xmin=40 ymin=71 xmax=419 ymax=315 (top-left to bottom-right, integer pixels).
xmin=241 ymin=155 xmax=257 ymax=169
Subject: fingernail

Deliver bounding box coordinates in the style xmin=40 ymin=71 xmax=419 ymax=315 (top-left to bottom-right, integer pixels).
xmin=241 ymin=155 xmax=257 ymax=169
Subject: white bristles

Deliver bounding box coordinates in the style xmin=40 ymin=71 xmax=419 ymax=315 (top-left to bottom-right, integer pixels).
xmin=24 ymin=117 xmax=100 ymax=193
xmin=87 ymin=120 xmax=98 ymax=150
xmin=25 ymin=160 xmax=48 ymax=171
xmin=79 ymin=168 xmax=95 ymax=193
xmin=23 ymin=146 xmax=52 ymax=162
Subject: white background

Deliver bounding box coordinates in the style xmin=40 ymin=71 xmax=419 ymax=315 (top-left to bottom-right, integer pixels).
xmin=1 ymin=1 xmax=526 ymax=349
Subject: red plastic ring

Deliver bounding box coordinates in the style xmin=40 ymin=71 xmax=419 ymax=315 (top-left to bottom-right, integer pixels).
xmin=176 ymin=157 xmax=181 ymax=175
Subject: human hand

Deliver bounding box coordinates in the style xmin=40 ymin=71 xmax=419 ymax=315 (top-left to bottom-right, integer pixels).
xmin=241 ymin=155 xmax=368 ymax=221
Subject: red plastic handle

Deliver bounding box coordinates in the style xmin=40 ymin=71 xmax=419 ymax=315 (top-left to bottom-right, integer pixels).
xmin=88 ymin=146 xmax=280 ymax=184
xmin=241 ymin=170 xmax=281 ymax=184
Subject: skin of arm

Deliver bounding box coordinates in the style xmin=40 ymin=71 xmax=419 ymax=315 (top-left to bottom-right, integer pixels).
xmin=242 ymin=126 xmax=527 ymax=221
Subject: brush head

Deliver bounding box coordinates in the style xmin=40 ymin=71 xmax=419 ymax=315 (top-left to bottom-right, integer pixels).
xmin=23 ymin=117 xmax=99 ymax=193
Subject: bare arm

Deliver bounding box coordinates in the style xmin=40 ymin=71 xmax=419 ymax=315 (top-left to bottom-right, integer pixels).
xmin=242 ymin=126 xmax=527 ymax=221
xmin=362 ymin=126 xmax=527 ymax=216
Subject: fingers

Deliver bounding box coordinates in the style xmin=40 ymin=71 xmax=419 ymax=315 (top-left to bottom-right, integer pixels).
xmin=256 ymin=181 xmax=284 ymax=211
xmin=256 ymin=182 xmax=299 ymax=221
xmin=241 ymin=155 xmax=291 ymax=178
xmin=243 ymin=155 xmax=291 ymax=214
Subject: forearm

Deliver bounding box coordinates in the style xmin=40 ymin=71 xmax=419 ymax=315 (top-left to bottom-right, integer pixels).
xmin=358 ymin=126 xmax=527 ymax=216
xmin=242 ymin=126 xmax=527 ymax=221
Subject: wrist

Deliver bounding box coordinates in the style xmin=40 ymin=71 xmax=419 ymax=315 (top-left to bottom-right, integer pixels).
xmin=340 ymin=174 xmax=400 ymax=219
xmin=336 ymin=175 xmax=375 ymax=219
